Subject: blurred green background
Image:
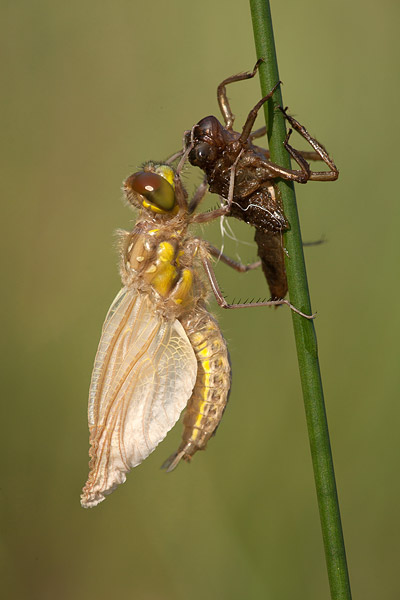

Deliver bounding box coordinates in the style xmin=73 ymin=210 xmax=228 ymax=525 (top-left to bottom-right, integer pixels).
xmin=2 ymin=1 xmax=399 ymax=598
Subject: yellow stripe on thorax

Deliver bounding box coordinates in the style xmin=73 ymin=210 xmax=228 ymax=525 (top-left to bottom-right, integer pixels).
xmin=147 ymin=241 xmax=178 ymax=296
xmin=169 ymin=268 xmax=193 ymax=305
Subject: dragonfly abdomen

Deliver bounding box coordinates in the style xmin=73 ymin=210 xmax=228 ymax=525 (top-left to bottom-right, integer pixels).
xmin=162 ymin=307 xmax=231 ymax=472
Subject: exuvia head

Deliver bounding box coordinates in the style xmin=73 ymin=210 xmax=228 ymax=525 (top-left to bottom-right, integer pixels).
xmin=185 ymin=116 xmax=226 ymax=168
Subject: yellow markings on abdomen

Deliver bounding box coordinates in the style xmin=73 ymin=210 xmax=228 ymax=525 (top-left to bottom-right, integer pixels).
xmin=189 ymin=345 xmax=229 ymax=441
xmin=162 ymin=308 xmax=231 ymax=470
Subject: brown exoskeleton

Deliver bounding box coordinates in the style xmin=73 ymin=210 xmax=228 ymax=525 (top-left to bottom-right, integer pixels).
xmin=184 ymin=60 xmax=339 ymax=300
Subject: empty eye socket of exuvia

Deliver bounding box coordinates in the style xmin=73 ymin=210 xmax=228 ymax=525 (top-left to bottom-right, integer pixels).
xmin=125 ymin=172 xmax=176 ymax=211
xmin=189 ymin=142 xmax=218 ymax=167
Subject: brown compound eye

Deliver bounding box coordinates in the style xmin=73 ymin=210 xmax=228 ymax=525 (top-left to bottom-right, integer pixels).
xmin=125 ymin=171 xmax=175 ymax=211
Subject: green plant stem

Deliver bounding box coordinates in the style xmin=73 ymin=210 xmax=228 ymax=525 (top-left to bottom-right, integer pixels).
xmin=249 ymin=2 xmax=352 ymax=599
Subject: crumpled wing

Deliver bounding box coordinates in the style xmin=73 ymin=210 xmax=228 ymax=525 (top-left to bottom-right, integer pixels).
xmin=81 ymin=288 xmax=197 ymax=508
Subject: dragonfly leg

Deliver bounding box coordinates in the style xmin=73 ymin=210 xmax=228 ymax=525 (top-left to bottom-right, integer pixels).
xmin=198 ymin=243 xmax=315 ymax=319
xmin=207 ymin=243 xmax=261 ymax=272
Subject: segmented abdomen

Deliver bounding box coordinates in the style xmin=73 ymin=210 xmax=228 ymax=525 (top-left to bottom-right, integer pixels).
xmin=162 ymin=306 xmax=231 ymax=471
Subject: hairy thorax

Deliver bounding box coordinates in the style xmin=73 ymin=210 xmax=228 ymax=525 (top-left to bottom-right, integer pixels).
xmin=119 ymin=215 xmax=208 ymax=321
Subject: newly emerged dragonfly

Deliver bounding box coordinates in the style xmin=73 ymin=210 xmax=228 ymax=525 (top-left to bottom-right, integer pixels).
xmin=81 ymin=156 xmax=314 ymax=508
xmin=185 ymin=60 xmax=338 ymax=300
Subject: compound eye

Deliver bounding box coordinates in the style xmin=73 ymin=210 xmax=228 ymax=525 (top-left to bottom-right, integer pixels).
xmin=189 ymin=142 xmax=217 ymax=167
xmin=125 ymin=171 xmax=175 ymax=211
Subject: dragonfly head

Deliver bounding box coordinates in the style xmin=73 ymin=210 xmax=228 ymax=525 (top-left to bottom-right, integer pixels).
xmin=124 ymin=163 xmax=179 ymax=216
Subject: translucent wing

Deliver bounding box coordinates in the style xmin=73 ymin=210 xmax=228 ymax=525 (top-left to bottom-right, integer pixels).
xmin=81 ymin=288 xmax=197 ymax=508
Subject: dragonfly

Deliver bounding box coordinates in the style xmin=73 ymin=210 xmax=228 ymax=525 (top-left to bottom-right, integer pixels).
xmin=185 ymin=60 xmax=339 ymax=300
xmin=81 ymin=153 xmax=314 ymax=508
